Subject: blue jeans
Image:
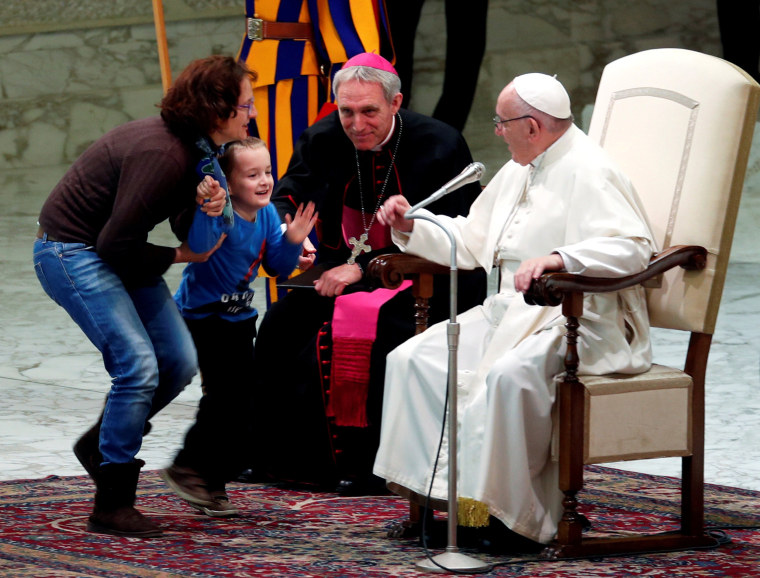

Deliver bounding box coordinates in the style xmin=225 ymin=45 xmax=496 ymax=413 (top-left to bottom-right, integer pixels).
xmin=33 ymin=238 xmax=197 ymax=464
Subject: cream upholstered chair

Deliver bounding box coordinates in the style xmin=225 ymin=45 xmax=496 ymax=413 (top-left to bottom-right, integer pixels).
xmin=523 ymin=48 xmax=760 ymax=558
xmin=369 ymin=48 xmax=760 ymax=556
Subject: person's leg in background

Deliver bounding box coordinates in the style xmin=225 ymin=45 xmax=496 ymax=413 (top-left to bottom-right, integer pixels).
xmin=717 ymin=0 xmax=760 ymax=82
xmin=433 ymin=0 xmax=489 ymax=131
xmin=386 ymin=0 xmax=488 ymax=131
xmin=386 ymin=0 xmax=427 ymax=107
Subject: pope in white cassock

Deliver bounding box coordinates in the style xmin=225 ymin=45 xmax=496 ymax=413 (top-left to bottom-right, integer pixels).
xmin=373 ymin=73 xmax=657 ymax=545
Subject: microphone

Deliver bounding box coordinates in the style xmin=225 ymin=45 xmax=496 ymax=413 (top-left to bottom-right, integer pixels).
xmin=406 ymin=162 xmax=485 ymax=214
xmin=431 ymin=162 xmax=485 ymax=201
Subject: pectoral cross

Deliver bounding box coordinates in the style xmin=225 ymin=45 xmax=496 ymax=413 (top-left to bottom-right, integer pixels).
xmin=347 ymin=233 xmax=371 ymax=265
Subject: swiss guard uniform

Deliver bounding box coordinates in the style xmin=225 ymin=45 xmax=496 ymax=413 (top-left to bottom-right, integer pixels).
xmin=238 ymin=0 xmax=395 ymax=180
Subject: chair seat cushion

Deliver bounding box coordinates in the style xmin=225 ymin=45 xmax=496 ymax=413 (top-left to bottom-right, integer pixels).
xmin=576 ymin=364 xmax=693 ymax=463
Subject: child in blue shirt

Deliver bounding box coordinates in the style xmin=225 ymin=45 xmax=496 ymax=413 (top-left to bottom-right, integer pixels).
xmin=162 ymin=137 xmax=316 ymax=516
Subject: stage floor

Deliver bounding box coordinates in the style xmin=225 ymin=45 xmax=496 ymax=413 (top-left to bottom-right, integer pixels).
xmin=1 ymin=123 xmax=759 ymax=492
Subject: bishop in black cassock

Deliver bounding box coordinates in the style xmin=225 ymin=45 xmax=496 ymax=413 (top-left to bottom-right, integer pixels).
xmin=250 ymin=55 xmax=486 ymax=494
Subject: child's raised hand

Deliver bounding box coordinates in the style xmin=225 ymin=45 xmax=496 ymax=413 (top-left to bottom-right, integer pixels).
xmin=197 ymin=175 xmax=227 ymax=216
xmin=284 ymin=202 xmax=318 ymax=245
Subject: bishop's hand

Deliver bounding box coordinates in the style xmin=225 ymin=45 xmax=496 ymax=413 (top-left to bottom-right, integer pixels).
xmin=297 ymin=237 xmax=317 ymax=271
xmin=314 ymin=263 xmax=362 ymax=297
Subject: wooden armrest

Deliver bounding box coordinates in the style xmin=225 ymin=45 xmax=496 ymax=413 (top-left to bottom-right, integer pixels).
xmin=367 ymin=252 xmax=485 ymax=334
xmin=523 ymin=245 xmax=707 ymax=307
xmin=367 ymin=253 xmax=451 ymax=290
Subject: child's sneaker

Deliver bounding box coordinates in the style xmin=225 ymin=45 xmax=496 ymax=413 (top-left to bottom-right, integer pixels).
xmin=160 ymin=464 xmax=216 ymax=508
xmin=191 ymin=490 xmax=239 ymax=517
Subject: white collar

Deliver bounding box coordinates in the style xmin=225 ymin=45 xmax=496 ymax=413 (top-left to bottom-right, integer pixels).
xmin=372 ymin=114 xmax=397 ymax=151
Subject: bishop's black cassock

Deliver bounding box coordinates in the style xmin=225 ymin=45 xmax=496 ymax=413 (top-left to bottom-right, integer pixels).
xmin=251 ymin=108 xmax=487 ymax=492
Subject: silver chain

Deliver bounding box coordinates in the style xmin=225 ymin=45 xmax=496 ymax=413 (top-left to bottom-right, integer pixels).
xmin=354 ymin=113 xmax=403 ymax=234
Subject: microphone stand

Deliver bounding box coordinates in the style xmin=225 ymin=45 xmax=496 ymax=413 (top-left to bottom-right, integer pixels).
xmin=404 ymin=199 xmax=491 ymax=574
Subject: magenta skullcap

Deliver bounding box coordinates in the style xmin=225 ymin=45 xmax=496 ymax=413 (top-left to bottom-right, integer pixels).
xmin=513 ymin=73 xmax=571 ymax=119
xmin=341 ymin=52 xmax=398 ymax=76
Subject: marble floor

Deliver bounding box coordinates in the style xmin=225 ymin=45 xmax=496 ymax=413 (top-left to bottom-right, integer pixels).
xmin=1 ymin=122 xmax=760 ymax=498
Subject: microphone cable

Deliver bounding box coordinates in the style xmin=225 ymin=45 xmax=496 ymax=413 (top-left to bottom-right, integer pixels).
xmin=418 ymin=380 xmax=494 ymax=574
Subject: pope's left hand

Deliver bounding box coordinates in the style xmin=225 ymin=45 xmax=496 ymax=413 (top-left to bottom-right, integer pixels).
xmin=513 ymin=253 xmax=565 ymax=293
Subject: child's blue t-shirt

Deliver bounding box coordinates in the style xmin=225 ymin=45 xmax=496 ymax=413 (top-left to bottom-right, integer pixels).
xmin=174 ymin=203 xmax=301 ymax=322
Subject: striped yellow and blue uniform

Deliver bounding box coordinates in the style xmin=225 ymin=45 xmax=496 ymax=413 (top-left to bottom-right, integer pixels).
xmin=238 ymin=0 xmax=394 ymax=181
xmin=238 ymin=0 xmax=394 ymax=303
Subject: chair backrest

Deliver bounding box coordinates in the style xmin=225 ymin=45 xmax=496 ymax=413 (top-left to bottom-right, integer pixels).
xmin=588 ymin=48 xmax=759 ymax=334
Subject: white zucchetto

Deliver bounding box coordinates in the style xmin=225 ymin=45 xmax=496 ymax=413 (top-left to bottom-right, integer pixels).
xmin=513 ymin=73 xmax=572 ymax=119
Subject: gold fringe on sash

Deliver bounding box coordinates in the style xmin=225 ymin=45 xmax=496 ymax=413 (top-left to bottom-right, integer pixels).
xmin=457 ymin=497 xmax=490 ymax=528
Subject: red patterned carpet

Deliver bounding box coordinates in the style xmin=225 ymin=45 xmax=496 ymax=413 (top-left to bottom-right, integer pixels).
xmin=0 ymin=466 xmax=758 ymax=577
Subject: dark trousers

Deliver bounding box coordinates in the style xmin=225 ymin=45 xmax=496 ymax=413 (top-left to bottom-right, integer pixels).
xmin=174 ymin=314 xmax=258 ymax=487
xmin=252 ymin=287 xmax=416 ymax=487
xmin=387 ymin=0 xmax=489 ymax=131
xmin=717 ymin=0 xmax=760 ymax=82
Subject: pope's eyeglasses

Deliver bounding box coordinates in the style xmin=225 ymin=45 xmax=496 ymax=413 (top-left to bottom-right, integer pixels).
xmin=493 ymin=114 xmax=533 ymax=129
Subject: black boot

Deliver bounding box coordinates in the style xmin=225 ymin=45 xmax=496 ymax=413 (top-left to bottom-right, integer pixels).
xmin=87 ymin=460 xmax=163 ymax=538
xmin=73 ymin=416 xmax=103 ymax=478
xmin=74 ymin=416 xmax=152 ymax=479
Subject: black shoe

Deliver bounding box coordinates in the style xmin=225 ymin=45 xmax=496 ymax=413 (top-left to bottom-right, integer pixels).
xmin=236 ymin=468 xmax=267 ymax=484
xmin=476 ymin=517 xmax=544 ymax=554
xmin=335 ymin=475 xmax=391 ymax=497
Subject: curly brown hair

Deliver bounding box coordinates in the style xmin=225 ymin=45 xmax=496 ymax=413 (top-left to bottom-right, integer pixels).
xmin=160 ymin=55 xmax=257 ymax=141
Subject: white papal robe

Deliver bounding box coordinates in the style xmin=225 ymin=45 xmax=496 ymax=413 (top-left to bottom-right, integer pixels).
xmin=373 ymin=124 xmax=657 ymax=544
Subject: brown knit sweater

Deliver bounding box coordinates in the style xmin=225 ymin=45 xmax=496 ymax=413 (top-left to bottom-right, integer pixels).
xmin=38 ymin=116 xmax=201 ymax=284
